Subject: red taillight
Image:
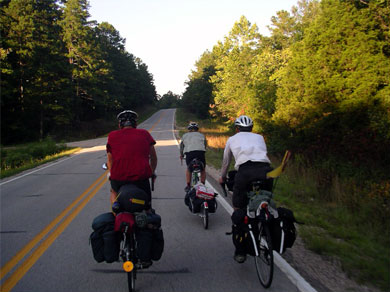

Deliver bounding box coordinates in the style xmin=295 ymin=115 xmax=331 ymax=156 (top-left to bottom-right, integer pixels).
xmin=244 ymin=216 xmax=249 ymax=224
xmin=260 ymin=202 xmax=268 ymax=209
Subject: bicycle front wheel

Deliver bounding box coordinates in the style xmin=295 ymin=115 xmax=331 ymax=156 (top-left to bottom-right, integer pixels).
xmin=254 ymin=222 xmax=274 ymax=288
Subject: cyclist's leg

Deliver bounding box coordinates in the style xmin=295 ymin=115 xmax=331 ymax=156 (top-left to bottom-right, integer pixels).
xmin=200 ymin=169 xmax=206 ymax=184
xmin=185 ymin=152 xmax=193 ymax=190
xmin=199 ymin=151 xmax=206 ymax=184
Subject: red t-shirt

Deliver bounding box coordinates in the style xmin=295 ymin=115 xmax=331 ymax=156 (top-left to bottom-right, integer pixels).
xmin=106 ymin=128 xmax=156 ymax=181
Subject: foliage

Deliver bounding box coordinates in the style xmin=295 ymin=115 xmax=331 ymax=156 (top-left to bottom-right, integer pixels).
xmin=158 ymin=91 xmax=181 ymax=109
xmin=0 ymin=137 xmax=71 ymax=176
xmin=1 ymin=0 xmax=157 ymax=145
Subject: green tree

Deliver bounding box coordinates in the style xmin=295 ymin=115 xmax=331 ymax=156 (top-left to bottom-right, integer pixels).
xmin=211 ymin=16 xmax=261 ymax=121
xmin=272 ymin=0 xmax=390 ymax=166
xmin=182 ymin=50 xmax=216 ymax=118
xmin=158 ymin=91 xmax=180 ymax=108
xmin=1 ymin=0 xmax=70 ymax=143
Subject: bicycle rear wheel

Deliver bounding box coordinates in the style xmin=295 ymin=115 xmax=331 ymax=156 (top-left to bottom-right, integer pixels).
xmin=125 ymin=235 xmax=137 ymax=292
xmin=201 ymin=202 xmax=209 ymax=229
xmin=254 ymin=223 xmax=274 ymax=288
xmin=127 ymin=270 xmax=136 ymax=292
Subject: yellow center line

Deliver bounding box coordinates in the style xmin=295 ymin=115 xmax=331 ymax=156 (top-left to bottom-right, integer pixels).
xmin=1 ymin=176 xmax=108 ymax=292
xmin=0 ymin=110 xmax=166 ymax=291
xmin=147 ymin=110 xmax=166 ymax=133
xmin=0 ymin=170 xmax=108 ymax=280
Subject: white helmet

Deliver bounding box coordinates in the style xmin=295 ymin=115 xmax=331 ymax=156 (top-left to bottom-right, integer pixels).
xmin=234 ymin=115 xmax=253 ymax=128
xmin=187 ymin=122 xmax=199 ymax=130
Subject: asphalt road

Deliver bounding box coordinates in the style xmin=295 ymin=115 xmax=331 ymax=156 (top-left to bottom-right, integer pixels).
xmin=1 ymin=109 xmax=311 ymax=292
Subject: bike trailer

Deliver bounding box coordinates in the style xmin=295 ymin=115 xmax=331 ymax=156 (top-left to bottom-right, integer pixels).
xmin=116 ymin=184 xmax=151 ymax=213
xmin=90 ymin=212 xmax=120 ymax=263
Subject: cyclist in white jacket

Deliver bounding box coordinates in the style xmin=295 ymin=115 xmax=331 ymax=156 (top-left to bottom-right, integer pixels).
xmin=219 ymin=115 xmax=273 ymax=263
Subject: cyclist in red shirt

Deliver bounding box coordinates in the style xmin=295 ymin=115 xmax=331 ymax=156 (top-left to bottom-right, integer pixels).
xmin=106 ymin=110 xmax=158 ymax=206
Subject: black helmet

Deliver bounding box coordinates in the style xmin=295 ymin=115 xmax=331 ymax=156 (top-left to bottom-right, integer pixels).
xmin=187 ymin=122 xmax=199 ymax=131
xmin=117 ymin=110 xmax=138 ymax=128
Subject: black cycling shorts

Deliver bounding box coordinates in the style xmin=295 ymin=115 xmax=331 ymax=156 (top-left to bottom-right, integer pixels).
xmin=185 ymin=150 xmax=206 ymax=167
xmin=232 ymin=161 xmax=273 ymax=209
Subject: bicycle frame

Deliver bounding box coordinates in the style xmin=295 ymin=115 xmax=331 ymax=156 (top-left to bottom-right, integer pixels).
xmin=191 ymin=169 xmax=201 ymax=187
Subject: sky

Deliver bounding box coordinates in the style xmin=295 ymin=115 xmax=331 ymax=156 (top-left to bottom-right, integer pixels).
xmin=88 ymin=0 xmax=298 ymax=97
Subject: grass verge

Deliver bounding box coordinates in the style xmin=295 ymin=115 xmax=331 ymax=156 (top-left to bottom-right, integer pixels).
xmin=1 ymin=139 xmax=80 ymax=179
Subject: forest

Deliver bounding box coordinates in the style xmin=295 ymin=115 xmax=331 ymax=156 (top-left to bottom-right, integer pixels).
xmin=180 ymin=0 xmax=389 ymax=187
xmin=1 ymin=0 xmax=157 ymax=144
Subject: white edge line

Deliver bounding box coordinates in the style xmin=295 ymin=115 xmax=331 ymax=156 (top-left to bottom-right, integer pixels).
xmin=171 ymin=108 xmax=317 ymax=292
xmin=0 ymin=155 xmax=76 ymax=186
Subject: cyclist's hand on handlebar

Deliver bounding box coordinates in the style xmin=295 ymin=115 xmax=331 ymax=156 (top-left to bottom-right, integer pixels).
xmin=152 ymin=173 xmax=157 ymax=183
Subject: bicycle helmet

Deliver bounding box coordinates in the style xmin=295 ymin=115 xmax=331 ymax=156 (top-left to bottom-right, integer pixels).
xmin=187 ymin=122 xmax=199 ymax=131
xmin=234 ymin=115 xmax=253 ymax=128
xmin=117 ymin=110 xmax=138 ymax=128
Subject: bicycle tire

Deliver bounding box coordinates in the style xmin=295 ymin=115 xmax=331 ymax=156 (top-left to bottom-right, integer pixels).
xmin=201 ymin=202 xmax=209 ymax=229
xmin=126 ymin=234 xmax=137 ymax=292
xmin=127 ymin=270 xmax=136 ymax=292
xmin=254 ymin=222 xmax=274 ymax=288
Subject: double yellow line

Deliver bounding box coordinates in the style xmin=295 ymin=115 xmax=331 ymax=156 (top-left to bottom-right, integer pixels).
xmin=0 ymin=109 xmax=166 ymax=292
xmin=0 ymin=171 xmax=108 ymax=292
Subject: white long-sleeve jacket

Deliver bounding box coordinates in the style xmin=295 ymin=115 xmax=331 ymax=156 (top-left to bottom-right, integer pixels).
xmin=221 ymin=131 xmax=270 ymax=178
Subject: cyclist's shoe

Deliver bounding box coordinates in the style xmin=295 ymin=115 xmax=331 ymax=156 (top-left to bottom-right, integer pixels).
xmin=136 ymin=260 xmax=153 ymax=269
xmin=184 ymin=185 xmax=191 ymax=193
xmin=234 ymin=254 xmax=246 ymax=263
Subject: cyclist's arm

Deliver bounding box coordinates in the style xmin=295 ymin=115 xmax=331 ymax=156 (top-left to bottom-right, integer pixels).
xmin=107 ymin=152 xmax=113 ymax=172
xmin=179 ymin=140 xmax=185 ymax=158
xmin=150 ymin=145 xmax=157 ymax=174
xmin=220 ymin=142 xmax=232 ymax=179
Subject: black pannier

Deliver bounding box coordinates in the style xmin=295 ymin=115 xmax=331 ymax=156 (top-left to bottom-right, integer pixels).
xmin=270 ymin=207 xmax=302 ymax=254
xmin=135 ymin=211 xmax=164 ymax=262
xmin=116 ymin=184 xmax=150 ymax=213
xmin=230 ymin=209 xmax=258 ymax=256
xmin=151 ymin=227 xmax=164 ymax=261
xmin=185 ymin=186 xmax=217 ymax=213
xmin=136 ymin=227 xmax=164 ymax=262
xmin=90 ymin=212 xmax=120 ymax=263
